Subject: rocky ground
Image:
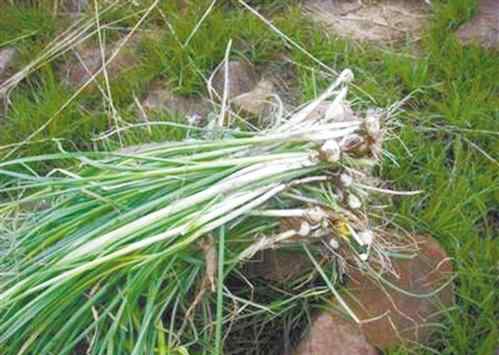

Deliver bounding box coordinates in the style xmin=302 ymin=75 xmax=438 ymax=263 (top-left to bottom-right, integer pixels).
xmin=0 ymin=1 xmax=498 ymax=354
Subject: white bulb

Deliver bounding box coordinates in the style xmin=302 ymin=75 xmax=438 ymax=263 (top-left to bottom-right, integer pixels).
xmin=306 ymin=207 xmax=328 ymax=223
xmin=365 ymin=113 xmax=381 ymax=138
xmin=340 ymin=173 xmax=353 ymax=187
xmin=297 ymin=221 xmax=311 ymax=237
xmin=339 ymin=69 xmax=354 ymax=83
xmin=358 ymin=230 xmax=374 ymax=246
xmin=347 ymin=194 xmax=362 ymax=209
xmin=325 ymin=102 xmax=345 ymax=121
xmin=329 ymin=238 xmax=340 ymax=249
xmin=321 ymin=140 xmax=341 ymax=163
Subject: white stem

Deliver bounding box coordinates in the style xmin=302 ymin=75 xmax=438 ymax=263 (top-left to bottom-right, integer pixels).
xmin=354 ymin=183 xmax=423 ymax=195
xmin=218 ymin=39 xmax=232 ymax=127
xmin=239 ymin=229 xmax=297 ymax=260
xmin=59 ymin=157 xmax=314 ymax=263
xmin=278 ymin=69 xmax=353 ymax=130
xmin=249 ymin=209 xmax=309 ymax=218
xmin=0 ymin=185 xmax=277 ymax=303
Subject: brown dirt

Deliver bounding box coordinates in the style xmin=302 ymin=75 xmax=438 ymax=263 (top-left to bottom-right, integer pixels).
xmin=246 ymin=248 xmax=314 ymax=283
xmin=210 ymin=59 xmax=275 ymax=116
xmin=0 ymin=48 xmax=17 ymax=80
xmin=0 ymin=47 xmax=17 ymax=116
xmin=456 ymin=0 xmax=499 ymax=49
xmin=211 ymin=60 xmax=259 ymax=100
xmin=304 ymin=0 xmax=430 ymax=44
xmin=293 ymin=313 xmax=379 ymax=355
xmin=342 ymin=234 xmax=455 ymax=349
xmin=288 ymin=234 xmax=454 ymax=353
xmin=60 ymin=41 xmax=138 ymax=88
xmin=142 ymin=81 xmax=212 ymax=123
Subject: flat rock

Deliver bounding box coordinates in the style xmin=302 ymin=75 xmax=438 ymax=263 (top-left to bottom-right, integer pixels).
xmin=61 ymin=43 xmax=138 ymax=87
xmin=261 ymin=60 xmax=299 ymax=109
xmin=0 ymin=47 xmax=17 ymax=116
xmin=210 ymin=60 xmax=274 ymax=116
xmin=304 ymin=0 xmax=429 ymax=44
xmin=341 ymin=234 xmax=454 ymax=349
xmin=292 ymin=234 xmax=454 ymax=354
xmin=211 ymin=60 xmax=259 ymax=99
xmin=456 ymin=0 xmax=499 ymax=49
xmin=0 ymin=47 xmax=17 ymax=79
xmin=142 ymin=83 xmax=211 ymax=124
xmin=293 ymin=313 xmax=379 ymax=355
xmin=231 ymin=79 xmax=274 ymax=116
xmin=62 ymin=0 xmax=88 ymax=15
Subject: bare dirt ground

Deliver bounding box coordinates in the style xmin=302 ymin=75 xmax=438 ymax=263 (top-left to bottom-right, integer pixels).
xmin=304 ymin=0 xmax=430 ymax=44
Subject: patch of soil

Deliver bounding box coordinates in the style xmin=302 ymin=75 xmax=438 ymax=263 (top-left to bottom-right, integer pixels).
xmin=0 ymin=48 xmax=17 ymax=80
xmin=141 ymin=81 xmax=212 ymax=123
xmin=62 ymin=0 xmax=88 ymax=15
xmin=211 ymin=60 xmax=259 ymax=100
xmin=304 ymin=0 xmax=430 ymax=44
xmin=261 ymin=59 xmax=301 ymax=109
xmin=60 ymin=41 xmax=138 ymax=88
xmin=0 ymin=47 xmax=17 ymax=116
xmin=210 ymin=59 xmax=275 ymax=116
xmin=340 ymin=234 xmax=454 ymax=350
xmin=291 ymin=234 xmax=454 ymax=354
xmin=246 ymin=249 xmax=314 ymax=282
xmin=477 ymin=208 xmax=499 ymax=236
xmin=456 ymin=0 xmax=499 ymax=49
xmin=293 ymin=313 xmax=379 ymax=355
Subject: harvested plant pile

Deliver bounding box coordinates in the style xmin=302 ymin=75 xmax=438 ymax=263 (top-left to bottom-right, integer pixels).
xmin=0 ymin=70 xmax=399 ymax=354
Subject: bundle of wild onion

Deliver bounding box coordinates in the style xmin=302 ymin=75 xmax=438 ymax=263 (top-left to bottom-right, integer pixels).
xmin=0 ymin=70 xmax=394 ymax=354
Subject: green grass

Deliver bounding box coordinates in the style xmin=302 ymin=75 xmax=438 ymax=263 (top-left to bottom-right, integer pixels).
xmin=0 ymin=0 xmax=498 ymax=354
xmin=1 ymin=68 xmax=106 ymax=156
xmin=137 ymin=1 xmax=296 ymax=96
xmin=0 ymin=4 xmax=57 ymax=48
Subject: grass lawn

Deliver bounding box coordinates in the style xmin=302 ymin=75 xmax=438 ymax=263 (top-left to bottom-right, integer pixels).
xmin=0 ymin=0 xmax=497 ymax=354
